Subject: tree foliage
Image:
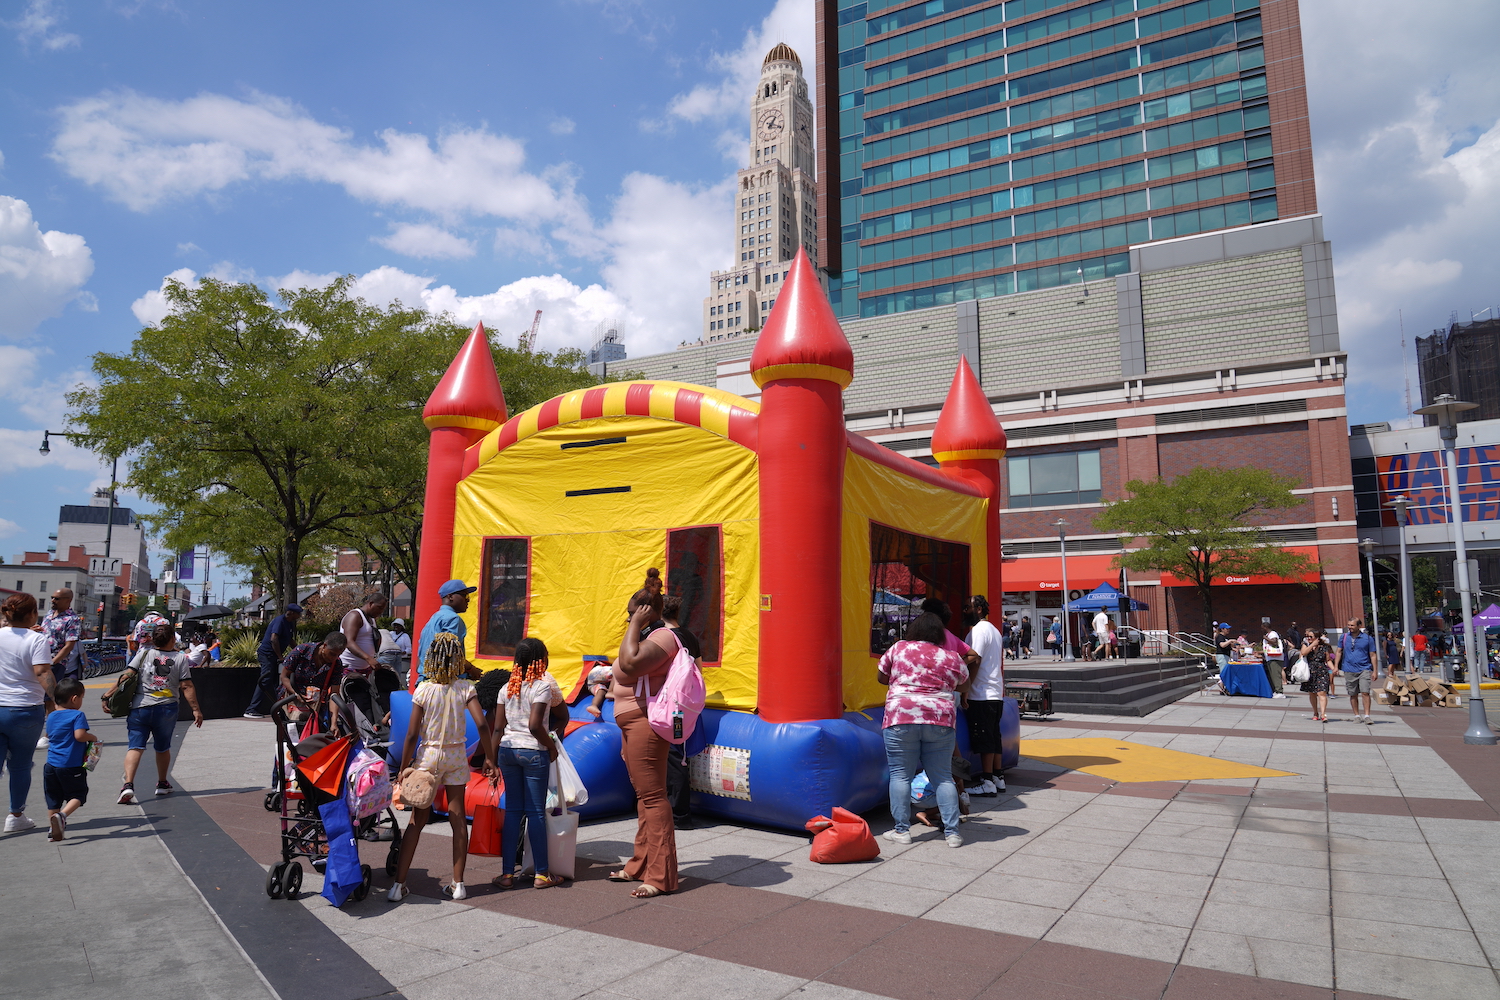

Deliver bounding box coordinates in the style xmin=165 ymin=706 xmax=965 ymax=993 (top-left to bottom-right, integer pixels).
xmin=1094 ymin=466 xmax=1319 ymax=635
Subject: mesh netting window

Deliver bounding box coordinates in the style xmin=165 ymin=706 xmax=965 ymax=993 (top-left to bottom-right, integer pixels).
xmin=870 ymin=523 xmax=971 ymax=654
xmin=479 ymin=537 xmax=529 ymax=657
xmin=667 ymin=526 xmax=723 ymax=663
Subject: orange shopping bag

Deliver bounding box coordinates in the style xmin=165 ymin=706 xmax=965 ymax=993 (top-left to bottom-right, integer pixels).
xmin=468 ymin=774 xmax=504 ymax=856
xmin=295 ymin=735 xmax=354 ymax=798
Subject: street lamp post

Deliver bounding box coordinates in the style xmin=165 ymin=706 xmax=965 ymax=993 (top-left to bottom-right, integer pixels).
xmin=1360 ymin=538 xmax=1382 ymax=675
xmin=41 ymin=431 xmax=117 ymax=643
xmin=1412 ymin=394 xmax=1497 ymax=745
xmin=1055 ymin=519 xmax=1074 ymax=662
xmin=1386 ymin=495 xmax=1417 ymax=672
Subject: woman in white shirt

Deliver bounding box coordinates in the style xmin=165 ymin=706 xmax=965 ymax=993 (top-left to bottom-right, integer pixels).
xmin=490 ymin=637 xmax=564 ymax=890
xmin=0 ymin=593 xmax=58 ymax=832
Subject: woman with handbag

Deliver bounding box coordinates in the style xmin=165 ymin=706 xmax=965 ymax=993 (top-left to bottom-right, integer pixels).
xmin=490 ymin=637 xmax=565 ymax=889
xmin=608 ymin=580 xmax=678 ymax=898
xmin=387 ymin=632 xmax=495 ymax=903
xmin=1298 ymin=629 xmax=1333 ymax=722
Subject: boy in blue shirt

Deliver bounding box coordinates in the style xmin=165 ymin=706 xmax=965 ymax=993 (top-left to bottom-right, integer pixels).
xmin=45 ymin=679 xmax=99 ymax=841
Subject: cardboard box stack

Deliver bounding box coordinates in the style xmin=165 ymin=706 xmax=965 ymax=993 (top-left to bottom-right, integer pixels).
xmin=1379 ymin=674 xmax=1463 ymax=708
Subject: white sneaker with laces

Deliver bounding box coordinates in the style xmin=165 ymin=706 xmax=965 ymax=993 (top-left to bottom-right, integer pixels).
xmin=993 ymin=777 xmax=1006 ymax=793
xmin=4 ymin=813 xmax=36 ymax=832
xmin=946 ymin=833 xmax=964 ymax=848
xmin=882 ymin=829 xmax=912 ymax=845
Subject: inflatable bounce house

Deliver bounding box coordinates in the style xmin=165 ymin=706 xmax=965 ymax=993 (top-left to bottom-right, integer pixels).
xmin=391 ymin=250 xmax=1019 ymax=831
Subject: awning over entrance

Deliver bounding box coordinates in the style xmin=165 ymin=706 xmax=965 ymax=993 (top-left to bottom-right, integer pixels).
xmin=1000 ymin=554 xmax=1118 ymax=592
xmin=1159 ymin=546 xmax=1321 ymax=587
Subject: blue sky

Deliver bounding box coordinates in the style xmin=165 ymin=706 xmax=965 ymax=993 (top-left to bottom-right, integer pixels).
xmin=1 ymin=0 xmax=1497 ymax=599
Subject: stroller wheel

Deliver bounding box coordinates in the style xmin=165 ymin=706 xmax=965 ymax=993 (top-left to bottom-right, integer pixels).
xmin=351 ymin=864 xmax=373 ymax=903
xmin=385 ymin=844 xmax=400 ymax=877
xmin=266 ymin=862 xmax=287 ymax=899
xmin=263 ymin=791 xmax=282 ymax=813
xmin=282 ymin=861 xmax=303 ymax=900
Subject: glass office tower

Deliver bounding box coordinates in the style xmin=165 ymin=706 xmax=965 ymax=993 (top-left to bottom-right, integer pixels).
xmin=815 ymin=0 xmax=1316 ymax=319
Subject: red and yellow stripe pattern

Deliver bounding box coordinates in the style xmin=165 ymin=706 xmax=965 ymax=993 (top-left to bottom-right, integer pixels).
xmin=468 ymin=381 xmax=760 ymax=472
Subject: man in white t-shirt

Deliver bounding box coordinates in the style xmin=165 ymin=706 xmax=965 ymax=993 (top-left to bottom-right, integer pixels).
xmin=1092 ymin=609 xmax=1111 ymax=660
xmin=961 ymin=595 xmax=1006 ymax=795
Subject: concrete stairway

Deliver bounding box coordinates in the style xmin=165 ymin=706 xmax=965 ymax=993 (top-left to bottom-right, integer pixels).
xmin=1007 ymin=656 xmax=1208 ymax=717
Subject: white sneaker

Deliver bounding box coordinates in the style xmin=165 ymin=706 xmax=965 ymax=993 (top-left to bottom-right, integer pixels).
xmin=946 ymin=833 xmax=964 ymax=848
xmin=441 ymin=881 xmax=468 ymax=900
xmin=993 ymin=777 xmax=1006 ymax=793
xmin=386 ymin=882 xmax=409 ymax=903
xmin=882 ymin=829 xmax=912 ymax=845
xmin=4 ymin=814 xmax=36 ymax=832
xmin=37 ymin=734 xmax=50 ymax=750
xmin=49 ymin=813 xmax=66 ymax=841
xmin=1272 ymin=693 xmax=1287 ymax=699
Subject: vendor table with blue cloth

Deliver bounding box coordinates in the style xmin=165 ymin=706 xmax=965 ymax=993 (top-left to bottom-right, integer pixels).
xmin=1221 ymin=660 xmax=1273 ymax=697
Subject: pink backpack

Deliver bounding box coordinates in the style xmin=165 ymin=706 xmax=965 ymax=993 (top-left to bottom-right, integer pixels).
xmin=635 ymin=628 xmax=706 ymax=745
xmin=345 ymin=747 xmax=392 ymax=819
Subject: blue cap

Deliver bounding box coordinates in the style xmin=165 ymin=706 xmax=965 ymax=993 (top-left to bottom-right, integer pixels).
xmin=438 ymin=579 xmax=477 ymax=598
xmin=286 ymin=603 xmax=302 ymax=613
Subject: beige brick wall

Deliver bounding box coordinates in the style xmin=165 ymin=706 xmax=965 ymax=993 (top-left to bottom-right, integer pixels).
xmin=977 ymin=285 xmax=1120 ymax=396
xmin=1141 ymin=248 xmax=1309 ymax=375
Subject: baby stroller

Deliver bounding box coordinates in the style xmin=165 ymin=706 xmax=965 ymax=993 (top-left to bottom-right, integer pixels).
xmin=262 ymin=692 xmax=402 ymax=902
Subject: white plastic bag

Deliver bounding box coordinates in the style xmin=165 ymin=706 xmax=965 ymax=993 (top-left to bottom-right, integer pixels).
xmin=1290 ymin=657 xmax=1311 ymax=684
xmin=521 ymin=806 xmax=579 ymax=880
xmin=552 ymin=736 xmax=588 ymax=807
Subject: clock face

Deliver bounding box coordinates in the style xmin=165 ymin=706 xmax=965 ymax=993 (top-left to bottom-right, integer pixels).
xmin=757 ymin=108 xmax=785 ymax=141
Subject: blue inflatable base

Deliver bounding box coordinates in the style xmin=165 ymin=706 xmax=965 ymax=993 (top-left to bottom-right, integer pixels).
xmin=386 ymin=692 xmax=1019 ymax=832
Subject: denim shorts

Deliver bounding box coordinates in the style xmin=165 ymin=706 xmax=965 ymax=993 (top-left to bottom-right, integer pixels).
xmin=127 ymin=702 xmax=179 ymax=752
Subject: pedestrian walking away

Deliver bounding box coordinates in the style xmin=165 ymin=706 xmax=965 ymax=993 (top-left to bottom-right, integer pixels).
xmin=43 ymin=678 xmax=98 ymax=841
xmin=107 ymin=622 xmax=204 ymax=804
xmin=387 ymin=631 xmax=497 ymax=903
xmin=0 ymin=593 xmax=57 ymax=832
xmin=489 ymin=637 xmax=565 ymax=890
xmin=608 ymin=576 xmax=679 ymax=897
xmin=245 ymin=602 xmax=301 ymax=719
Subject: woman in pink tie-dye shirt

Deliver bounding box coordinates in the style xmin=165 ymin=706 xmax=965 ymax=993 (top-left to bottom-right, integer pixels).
xmin=878 ymin=612 xmax=971 ymax=848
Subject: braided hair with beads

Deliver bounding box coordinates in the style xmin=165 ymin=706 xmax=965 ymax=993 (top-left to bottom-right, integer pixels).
xmin=505 ymin=637 xmax=550 ymax=699
xmin=424 ymin=631 xmax=467 ymax=685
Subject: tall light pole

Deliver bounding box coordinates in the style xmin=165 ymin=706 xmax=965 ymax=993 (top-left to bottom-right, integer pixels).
xmin=41 ymin=431 xmax=116 ymax=642
xmin=1055 ymin=518 xmax=1074 ymax=662
xmin=1386 ymin=495 xmax=1416 ymax=672
xmin=1413 ymin=394 xmax=1497 ymax=745
xmin=1360 ymin=538 xmax=1382 ymax=674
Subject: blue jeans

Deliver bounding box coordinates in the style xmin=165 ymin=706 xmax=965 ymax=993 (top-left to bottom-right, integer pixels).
xmin=883 ymin=723 xmax=960 ymax=837
xmin=246 ymin=649 xmax=280 ymax=715
xmin=0 ymin=705 xmax=45 ymax=813
xmin=497 ymin=746 xmax=550 ymax=875
xmin=127 ymin=702 xmax=178 ymax=752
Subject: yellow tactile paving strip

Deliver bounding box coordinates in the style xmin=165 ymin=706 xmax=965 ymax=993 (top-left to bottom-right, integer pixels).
xmin=1020 ymin=737 xmax=1298 ymax=782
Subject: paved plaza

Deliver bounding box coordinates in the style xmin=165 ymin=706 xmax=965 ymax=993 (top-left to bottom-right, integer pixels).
xmin=4 ymin=691 xmax=1498 ymax=1000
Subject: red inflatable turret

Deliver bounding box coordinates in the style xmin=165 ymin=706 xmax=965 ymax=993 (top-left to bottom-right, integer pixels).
xmin=414 ymin=323 xmax=507 ymax=688
xmin=932 ymin=357 xmax=1006 ymax=620
xmin=751 ymin=249 xmax=853 ymax=723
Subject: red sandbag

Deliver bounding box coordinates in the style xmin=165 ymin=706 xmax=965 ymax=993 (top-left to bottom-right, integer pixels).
xmin=805 ymin=806 xmax=880 ymax=864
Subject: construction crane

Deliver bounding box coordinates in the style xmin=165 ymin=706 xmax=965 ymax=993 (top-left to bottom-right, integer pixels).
xmin=518 ymin=310 xmax=542 ymax=353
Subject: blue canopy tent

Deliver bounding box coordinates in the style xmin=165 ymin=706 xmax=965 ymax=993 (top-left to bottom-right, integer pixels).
xmin=1066 ymin=582 xmax=1149 ymax=612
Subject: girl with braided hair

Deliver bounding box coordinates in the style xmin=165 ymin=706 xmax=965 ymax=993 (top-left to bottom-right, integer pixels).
xmin=388 ymin=632 xmax=496 ymax=903
xmin=492 ymin=637 xmax=565 ymax=889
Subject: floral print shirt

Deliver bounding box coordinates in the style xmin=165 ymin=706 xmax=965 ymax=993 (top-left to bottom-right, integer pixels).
xmin=878 ymin=639 xmax=969 ymax=729
xmin=42 ymin=609 xmax=82 ymax=662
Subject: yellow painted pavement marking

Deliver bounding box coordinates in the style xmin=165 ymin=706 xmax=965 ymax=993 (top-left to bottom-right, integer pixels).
xmin=1020 ymin=737 xmax=1297 ymax=783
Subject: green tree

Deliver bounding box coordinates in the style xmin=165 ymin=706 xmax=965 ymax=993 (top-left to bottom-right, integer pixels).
xmin=68 ymin=276 xmax=473 ymax=608
xmin=1094 ymin=466 xmax=1319 ymax=636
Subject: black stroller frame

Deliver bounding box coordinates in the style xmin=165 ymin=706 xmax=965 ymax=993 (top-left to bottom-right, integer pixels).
xmin=262 ymin=687 xmax=403 ymax=902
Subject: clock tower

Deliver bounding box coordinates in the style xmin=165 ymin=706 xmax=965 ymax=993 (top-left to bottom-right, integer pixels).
xmin=699 ymin=43 xmax=819 ymax=347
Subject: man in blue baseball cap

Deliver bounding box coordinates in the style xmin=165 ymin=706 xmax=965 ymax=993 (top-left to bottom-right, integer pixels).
xmin=417 ymin=580 xmax=480 ymax=681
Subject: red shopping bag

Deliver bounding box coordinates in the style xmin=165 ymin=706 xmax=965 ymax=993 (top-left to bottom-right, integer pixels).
xmin=468 ymin=775 xmax=504 ymax=856
xmin=295 ymin=735 xmax=353 ymax=799
xmin=805 ymin=807 xmax=880 ymax=864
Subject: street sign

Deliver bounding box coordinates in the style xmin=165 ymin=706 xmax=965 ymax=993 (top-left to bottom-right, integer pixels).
xmin=167 ymin=599 xmax=182 ymax=611
xmin=90 ymin=576 xmax=117 ymax=594
xmin=89 ymin=556 xmax=123 ymax=578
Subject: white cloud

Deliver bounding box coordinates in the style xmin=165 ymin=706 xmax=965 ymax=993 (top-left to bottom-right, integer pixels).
xmin=51 ymin=90 xmax=594 ymax=249
xmin=0 ymin=517 xmax=19 ymax=540
xmin=8 ymin=0 xmax=79 ymax=51
xmin=1303 ymin=0 xmax=1500 ymax=419
xmin=664 ymin=0 xmax=815 ymax=127
xmin=0 ymin=344 xmax=98 ymax=476
xmin=130 ymin=267 xmax=197 ymax=325
xmin=0 ymin=196 xmax=95 ymax=339
xmin=374 ymin=223 xmax=476 ymax=260
xmin=548 ymin=117 xmax=576 ymax=136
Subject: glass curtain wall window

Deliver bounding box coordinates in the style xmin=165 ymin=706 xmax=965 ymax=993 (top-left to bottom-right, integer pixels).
xmin=1008 ymin=451 xmax=1102 ymax=507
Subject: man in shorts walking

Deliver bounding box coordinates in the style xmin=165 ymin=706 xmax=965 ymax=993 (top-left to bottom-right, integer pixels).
xmin=1336 ymin=619 xmax=1377 ymax=724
